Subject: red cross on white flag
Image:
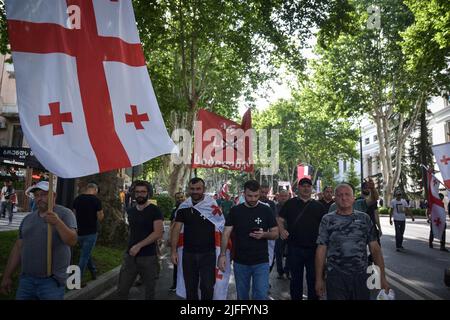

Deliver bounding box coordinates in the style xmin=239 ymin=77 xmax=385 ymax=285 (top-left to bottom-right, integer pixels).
xmin=432 ymin=142 xmax=450 ymax=190
xmin=5 ymin=0 xmax=177 ymax=178
xmin=427 ymin=170 xmax=447 ymax=240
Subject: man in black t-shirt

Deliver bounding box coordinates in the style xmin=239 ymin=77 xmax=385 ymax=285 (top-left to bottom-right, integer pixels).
xmin=117 ymin=180 xmax=164 ymax=300
xmin=218 ymin=180 xmax=278 ymax=300
xmin=278 ymin=177 xmax=326 ymax=300
xmin=73 ymin=183 xmax=103 ymax=279
xmin=319 ymin=186 xmax=335 ymax=213
xmin=171 ymin=177 xmax=217 ymax=300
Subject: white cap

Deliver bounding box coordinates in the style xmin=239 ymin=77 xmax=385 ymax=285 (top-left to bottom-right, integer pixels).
xmin=25 ymin=181 xmax=56 ymax=194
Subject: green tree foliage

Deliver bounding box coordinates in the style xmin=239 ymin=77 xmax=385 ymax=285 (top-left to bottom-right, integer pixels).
xmin=253 ymin=88 xmax=357 ymax=187
xmin=309 ymin=0 xmax=434 ymax=204
xmin=401 ymin=0 xmax=450 ymax=95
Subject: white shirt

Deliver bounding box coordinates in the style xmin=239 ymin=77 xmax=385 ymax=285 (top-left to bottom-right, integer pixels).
xmin=390 ymin=199 xmax=409 ymax=221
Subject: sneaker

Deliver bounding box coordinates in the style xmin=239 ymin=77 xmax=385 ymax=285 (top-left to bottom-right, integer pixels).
xmin=429 ymin=243 xmax=434 ymax=249
xmin=169 ymin=285 xmax=176 ymax=292
xmin=440 ymin=247 xmax=449 ymax=252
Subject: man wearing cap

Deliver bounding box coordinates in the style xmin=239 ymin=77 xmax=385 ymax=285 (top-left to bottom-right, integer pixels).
xmin=389 ymin=190 xmax=414 ymax=252
xmin=0 ymin=181 xmax=77 ymax=300
xmin=277 ymin=177 xmax=327 ymax=300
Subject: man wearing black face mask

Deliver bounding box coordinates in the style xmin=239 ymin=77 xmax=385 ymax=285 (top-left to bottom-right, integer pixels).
xmin=117 ymin=180 xmax=164 ymax=300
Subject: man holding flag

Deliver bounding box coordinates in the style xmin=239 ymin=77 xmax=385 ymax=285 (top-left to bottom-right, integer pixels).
xmin=430 ymin=142 xmax=450 ymax=251
xmin=426 ymin=170 xmax=448 ymax=251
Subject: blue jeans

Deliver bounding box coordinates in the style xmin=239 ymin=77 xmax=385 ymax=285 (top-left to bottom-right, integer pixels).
xmin=233 ymin=262 xmax=269 ymax=300
xmin=78 ymin=233 xmax=98 ymax=277
xmin=16 ymin=275 xmax=65 ymax=300
xmin=288 ymin=246 xmax=318 ymax=300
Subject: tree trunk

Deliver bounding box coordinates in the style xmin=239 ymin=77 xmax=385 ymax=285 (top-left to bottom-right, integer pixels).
xmin=167 ymin=110 xmax=195 ymax=196
xmin=77 ymin=170 xmax=128 ymax=247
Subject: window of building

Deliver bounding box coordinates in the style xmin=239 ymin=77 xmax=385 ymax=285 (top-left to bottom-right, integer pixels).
xmin=11 ymin=125 xmax=23 ymax=147
xmin=446 ymin=121 xmax=450 ymax=143
xmin=373 ymin=135 xmax=378 ymax=142
xmin=343 ymin=160 xmax=347 ymax=173
xmin=367 ymin=156 xmax=373 ymax=177
xmin=365 ymin=137 xmax=370 ymax=145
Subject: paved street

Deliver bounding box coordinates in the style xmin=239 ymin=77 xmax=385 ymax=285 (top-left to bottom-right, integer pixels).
xmin=379 ymin=216 xmax=450 ymax=300
xmin=0 ymin=211 xmax=28 ymax=232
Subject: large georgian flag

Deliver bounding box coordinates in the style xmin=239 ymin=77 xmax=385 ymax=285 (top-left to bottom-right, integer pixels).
xmin=5 ymin=0 xmax=176 ymax=178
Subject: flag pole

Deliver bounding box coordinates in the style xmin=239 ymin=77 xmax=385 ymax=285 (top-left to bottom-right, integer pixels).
xmin=420 ymin=164 xmax=447 ymax=189
xmin=47 ymin=172 xmax=54 ymax=276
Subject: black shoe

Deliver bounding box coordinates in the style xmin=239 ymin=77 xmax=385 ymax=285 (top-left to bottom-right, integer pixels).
xmin=169 ymin=286 xmax=176 ymax=292
xmin=91 ymin=272 xmax=97 ymax=280
xmin=429 ymin=243 xmax=434 ymax=248
xmin=440 ymin=247 xmax=449 ymax=252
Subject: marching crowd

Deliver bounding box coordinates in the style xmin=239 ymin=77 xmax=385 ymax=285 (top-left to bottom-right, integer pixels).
xmin=3 ymin=174 xmax=438 ymax=300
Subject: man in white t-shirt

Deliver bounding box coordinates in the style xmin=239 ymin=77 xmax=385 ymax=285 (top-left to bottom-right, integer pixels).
xmin=389 ymin=191 xmax=415 ymax=252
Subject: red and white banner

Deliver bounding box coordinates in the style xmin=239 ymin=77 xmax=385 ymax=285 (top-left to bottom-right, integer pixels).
xmin=432 ymin=142 xmax=450 ymax=190
xmin=297 ymin=164 xmax=311 ymax=181
xmin=5 ymin=0 xmax=176 ymax=178
xmin=192 ymin=109 xmax=253 ymax=172
xmin=174 ymin=195 xmax=231 ymax=300
xmin=219 ymin=182 xmax=230 ymax=200
xmin=427 ymin=170 xmax=447 ymax=240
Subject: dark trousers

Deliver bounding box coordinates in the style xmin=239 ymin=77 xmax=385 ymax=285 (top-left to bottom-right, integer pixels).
xmin=326 ymin=271 xmax=370 ymax=300
xmin=429 ymin=223 xmax=446 ymax=248
xmin=118 ymin=254 xmax=158 ymax=300
xmin=182 ymin=251 xmax=216 ymax=300
xmin=275 ymin=238 xmax=289 ymax=275
xmin=288 ymin=246 xmax=317 ymax=300
xmin=172 ymin=265 xmax=177 ymax=287
xmin=394 ymin=220 xmax=406 ymax=248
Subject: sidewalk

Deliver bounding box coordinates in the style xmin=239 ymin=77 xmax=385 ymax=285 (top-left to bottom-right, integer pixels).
xmin=0 ymin=211 xmax=28 ymax=232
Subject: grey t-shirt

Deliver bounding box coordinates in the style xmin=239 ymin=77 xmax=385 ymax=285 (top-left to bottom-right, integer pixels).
xmin=317 ymin=210 xmax=377 ymax=275
xmin=19 ymin=205 xmax=77 ymax=284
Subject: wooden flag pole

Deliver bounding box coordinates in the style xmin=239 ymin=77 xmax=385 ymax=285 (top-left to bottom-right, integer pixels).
xmin=47 ymin=173 xmax=54 ymax=276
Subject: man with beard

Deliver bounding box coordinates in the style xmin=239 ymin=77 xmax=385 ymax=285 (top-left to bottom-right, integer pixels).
xmin=218 ymin=180 xmax=278 ymax=300
xmin=117 ymin=180 xmax=164 ymax=300
xmin=171 ymin=177 xmax=218 ymax=300
xmin=0 ymin=181 xmax=77 ymax=300
xmin=319 ymin=186 xmax=335 ymax=213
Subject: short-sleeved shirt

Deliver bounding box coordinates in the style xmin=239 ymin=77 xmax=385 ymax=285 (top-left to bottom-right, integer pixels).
xmin=279 ymin=198 xmax=326 ymax=248
xmin=260 ymin=199 xmax=276 ymax=217
xmin=73 ymin=194 xmax=102 ymax=236
xmin=390 ymin=199 xmax=409 ymax=221
xmin=226 ymin=203 xmax=277 ymax=265
xmin=220 ymin=200 xmax=234 ymax=219
xmin=19 ymin=205 xmax=77 ymax=285
xmin=316 ymin=210 xmax=377 ymax=275
xmin=175 ymin=207 xmax=216 ymax=253
xmin=319 ymin=199 xmax=335 ymax=213
xmin=127 ymin=204 xmax=163 ymax=257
